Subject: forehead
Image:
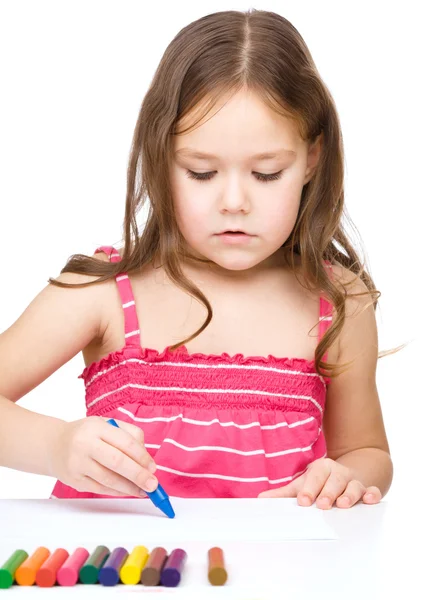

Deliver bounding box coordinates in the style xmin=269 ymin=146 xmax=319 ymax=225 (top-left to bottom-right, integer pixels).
xmin=173 ymin=89 xmax=302 ymax=158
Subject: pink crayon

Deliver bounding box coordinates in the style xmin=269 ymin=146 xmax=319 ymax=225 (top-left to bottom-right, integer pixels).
xmin=57 ymin=548 xmax=90 ymax=586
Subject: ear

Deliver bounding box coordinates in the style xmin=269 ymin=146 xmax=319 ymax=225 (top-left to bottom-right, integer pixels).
xmin=303 ymin=132 xmax=323 ymax=184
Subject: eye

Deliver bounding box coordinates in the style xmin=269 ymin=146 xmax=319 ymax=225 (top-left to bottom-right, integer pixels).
xmin=185 ymin=170 xmax=284 ymax=183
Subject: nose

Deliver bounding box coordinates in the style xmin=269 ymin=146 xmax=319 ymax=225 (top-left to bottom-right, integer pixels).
xmin=218 ymin=173 xmax=251 ymax=214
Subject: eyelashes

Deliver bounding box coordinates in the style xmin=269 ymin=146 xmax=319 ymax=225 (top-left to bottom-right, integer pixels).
xmin=185 ymin=169 xmax=284 ymax=183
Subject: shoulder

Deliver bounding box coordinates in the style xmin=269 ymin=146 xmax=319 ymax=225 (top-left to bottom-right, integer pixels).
xmin=329 ymin=260 xmax=368 ymax=290
xmin=51 ymin=249 xmax=122 ymax=338
xmin=327 ymin=261 xmax=378 ymax=361
xmin=328 ymin=261 xmax=376 ymax=318
xmin=53 ymin=249 xmax=116 ymax=286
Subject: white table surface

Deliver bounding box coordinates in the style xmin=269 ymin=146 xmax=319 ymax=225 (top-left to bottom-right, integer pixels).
xmin=0 ymin=497 xmax=424 ymax=598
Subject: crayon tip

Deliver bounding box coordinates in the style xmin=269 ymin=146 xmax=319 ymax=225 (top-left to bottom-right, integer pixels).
xmin=159 ymin=499 xmax=175 ymax=519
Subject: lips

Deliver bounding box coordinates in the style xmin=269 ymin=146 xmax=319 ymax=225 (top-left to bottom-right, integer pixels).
xmin=217 ymin=230 xmax=250 ymax=235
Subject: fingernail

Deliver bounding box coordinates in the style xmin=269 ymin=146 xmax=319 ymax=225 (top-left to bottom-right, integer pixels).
xmin=319 ymin=496 xmax=331 ymax=506
xmin=139 ymin=489 xmax=147 ymax=497
xmin=300 ymin=494 xmax=312 ymax=506
xmin=148 ymin=460 xmax=157 ymax=473
xmin=339 ymin=495 xmax=350 ymax=506
xmin=143 ymin=477 xmax=157 ymax=492
xmin=364 ymin=493 xmax=374 ymax=501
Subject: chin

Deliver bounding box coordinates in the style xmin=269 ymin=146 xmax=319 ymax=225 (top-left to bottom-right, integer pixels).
xmin=208 ymin=253 xmax=270 ymax=272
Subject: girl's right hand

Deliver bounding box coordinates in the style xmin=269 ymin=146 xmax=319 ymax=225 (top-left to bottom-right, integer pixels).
xmin=50 ymin=417 xmax=158 ymax=497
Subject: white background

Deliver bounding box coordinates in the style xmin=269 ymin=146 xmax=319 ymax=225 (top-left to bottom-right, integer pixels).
xmin=0 ymin=1 xmax=428 ymax=500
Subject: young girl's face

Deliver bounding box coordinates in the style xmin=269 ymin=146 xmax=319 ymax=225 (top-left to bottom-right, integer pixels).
xmin=170 ymin=88 xmax=321 ymax=275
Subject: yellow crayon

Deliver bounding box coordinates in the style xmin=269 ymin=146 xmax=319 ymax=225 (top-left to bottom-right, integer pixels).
xmin=120 ymin=546 xmax=149 ymax=585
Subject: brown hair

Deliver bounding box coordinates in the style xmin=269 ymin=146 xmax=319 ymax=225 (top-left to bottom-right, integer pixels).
xmin=49 ymin=9 xmax=403 ymax=378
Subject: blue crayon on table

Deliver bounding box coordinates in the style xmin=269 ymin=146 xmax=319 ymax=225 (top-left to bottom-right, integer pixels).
xmin=107 ymin=418 xmax=175 ymax=518
xmin=98 ymin=547 xmax=128 ymax=586
xmin=160 ymin=549 xmax=187 ymax=587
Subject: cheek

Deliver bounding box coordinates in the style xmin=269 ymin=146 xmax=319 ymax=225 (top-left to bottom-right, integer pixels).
xmin=262 ymin=191 xmax=301 ymax=232
xmin=171 ymin=173 xmax=202 ymax=234
xmin=174 ymin=195 xmax=209 ymax=240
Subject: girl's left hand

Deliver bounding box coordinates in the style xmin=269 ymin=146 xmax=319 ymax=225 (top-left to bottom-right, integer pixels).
xmin=258 ymin=457 xmax=382 ymax=509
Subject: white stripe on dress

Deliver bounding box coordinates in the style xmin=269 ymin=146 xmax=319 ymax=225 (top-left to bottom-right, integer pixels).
xmin=124 ymin=330 xmax=140 ymax=339
xmin=84 ymin=357 xmax=326 ymax=389
xmin=50 ymin=452 xmax=327 ymax=493
xmin=87 ymin=382 xmax=323 ymax=413
xmin=122 ymin=301 xmax=136 ymax=309
xmin=155 ymin=464 xmax=309 ymax=485
xmin=160 ymin=435 xmax=320 ymax=457
xmin=117 ymin=406 xmax=316 ymax=430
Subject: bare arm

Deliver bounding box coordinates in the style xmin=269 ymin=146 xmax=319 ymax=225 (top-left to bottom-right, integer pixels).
xmin=259 ymin=263 xmax=393 ymax=507
xmin=0 ymin=259 xmax=158 ymax=497
xmin=335 ymin=447 xmax=392 ymax=497
xmin=324 ymin=264 xmax=393 ymax=496
xmin=0 ymin=268 xmax=106 ymax=476
xmin=0 ymin=396 xmax=66 ymax=476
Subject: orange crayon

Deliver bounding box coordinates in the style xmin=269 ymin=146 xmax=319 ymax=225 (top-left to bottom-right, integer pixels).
xmin=15 ymin=547 xmax=50 ymax=586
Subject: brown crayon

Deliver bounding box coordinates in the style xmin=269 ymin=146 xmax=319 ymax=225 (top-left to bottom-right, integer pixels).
xmin=208 ymin=547 xmax=228 ymax=586
xmin=141 ymin=547 xmax=167 ymax=586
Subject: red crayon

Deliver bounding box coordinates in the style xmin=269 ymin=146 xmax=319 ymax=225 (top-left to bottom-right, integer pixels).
xmin=36 ymin=548 xmax=69 ymax=587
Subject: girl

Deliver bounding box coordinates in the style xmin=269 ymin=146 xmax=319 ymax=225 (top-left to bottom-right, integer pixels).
xmin=0 ymin=9 xmax=395 ymax=510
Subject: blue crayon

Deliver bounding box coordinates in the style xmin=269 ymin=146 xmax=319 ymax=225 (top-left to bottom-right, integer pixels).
xmin=107 ymin=418 xmax=175 ymax=518
xmin=98 ymin=547 xmax=128 ymax=586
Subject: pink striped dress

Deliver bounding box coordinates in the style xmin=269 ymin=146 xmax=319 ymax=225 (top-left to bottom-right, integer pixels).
xmin=50 ymin=245 xmax=333 ymax=499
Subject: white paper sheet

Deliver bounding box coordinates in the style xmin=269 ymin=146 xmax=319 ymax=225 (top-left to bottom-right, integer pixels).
xmin=0 ymin=497 xmax=337 ymax=546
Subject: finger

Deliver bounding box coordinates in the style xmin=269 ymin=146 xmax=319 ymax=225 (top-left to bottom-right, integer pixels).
xmin=86 ymin=460 xmax=145 ymax=497
xmin=101 ymin=420 xmax=157 ymax=473
xmin=315 ymin=470 xmax=350 ymax=509
xmin=77 ymin=474 xmax=139 ymax=497
xmin=362 ymin=486 xmax=382 ymax=504
xmin=335 ymin=479 xmax=367 ymax=509
xmin=258 ymin=486 xmax=290 ymax=498
xmin=298 ymin=461 xmax=332 ymax=506
xmin=92 ymin=439 xmax=158 ymax=493
xmin=258 ymin=473 xmax=305 ymax=498
xmin=107 ymin=419 xmax=145 ymax=445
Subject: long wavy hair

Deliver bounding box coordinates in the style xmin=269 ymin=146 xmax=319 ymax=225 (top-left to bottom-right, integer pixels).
xmin=49 ymin=9 xmax=402 ymax=378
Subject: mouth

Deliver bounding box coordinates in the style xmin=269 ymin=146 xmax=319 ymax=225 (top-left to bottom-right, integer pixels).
xmin=214 ymin=230 xmax=255 ymax=244
xmin=216 ymin=230 xmax=252 ymax=235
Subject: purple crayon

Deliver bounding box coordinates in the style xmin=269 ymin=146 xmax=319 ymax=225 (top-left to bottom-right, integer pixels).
xmin=98 ymin=547 xmax=128 ymax=586
xmin=160 ymin=549 xmax=187 ymax=587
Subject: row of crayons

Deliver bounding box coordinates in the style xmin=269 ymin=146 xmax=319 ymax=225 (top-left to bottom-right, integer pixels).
xmin=0 ymin=545 xmax=228 ymax=589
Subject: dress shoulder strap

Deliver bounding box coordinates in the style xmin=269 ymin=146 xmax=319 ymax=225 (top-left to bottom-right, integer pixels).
xmin=94 ymin=245 xmax=141 ymax=347
xmin=318 ymin=260 xmax=334 ymax=363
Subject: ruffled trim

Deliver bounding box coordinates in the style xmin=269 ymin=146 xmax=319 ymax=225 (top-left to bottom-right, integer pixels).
xmin=79 ymin=343 xmax=329 ymax=384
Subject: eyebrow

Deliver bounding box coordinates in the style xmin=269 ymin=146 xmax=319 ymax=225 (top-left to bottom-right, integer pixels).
xmin=174 ymin=147 xmax=297 ymax=160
